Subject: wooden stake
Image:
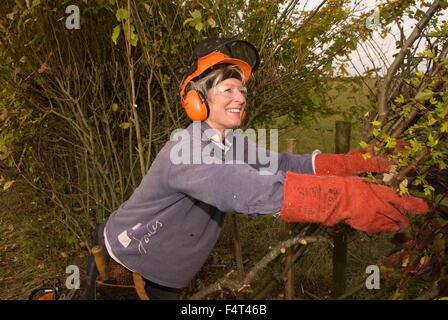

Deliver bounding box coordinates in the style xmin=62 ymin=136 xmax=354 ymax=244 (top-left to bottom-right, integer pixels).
xmin=91 ymin=245 xmax=109 ymax=281
xmin=333 ymin=121 xmax=351 ymax=297
xmin=231 ymin=213 xmax=245 ymax=281
xmin=285 ymin=138 xmax=296 ymax=300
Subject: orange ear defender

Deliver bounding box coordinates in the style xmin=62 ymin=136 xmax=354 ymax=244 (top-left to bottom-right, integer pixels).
xmin=241 ymin=109 xmax=246 ymax=121
xmin=183 ymin=90 xmax=210 ymax=122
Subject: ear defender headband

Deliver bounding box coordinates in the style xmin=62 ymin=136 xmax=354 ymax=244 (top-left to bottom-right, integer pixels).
xmin=180 ymin=38 xmax=260 ymax=122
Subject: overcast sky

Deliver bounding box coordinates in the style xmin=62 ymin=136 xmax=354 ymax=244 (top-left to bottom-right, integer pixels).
xmin=300 ymin=0 xmax=447 ymax=75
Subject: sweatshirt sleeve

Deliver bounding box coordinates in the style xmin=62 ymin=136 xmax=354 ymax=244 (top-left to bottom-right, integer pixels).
xmin=242 ymin=137 xmax=314 ymax=175
xmin=167 ymin=161 xmax=285 ymax=216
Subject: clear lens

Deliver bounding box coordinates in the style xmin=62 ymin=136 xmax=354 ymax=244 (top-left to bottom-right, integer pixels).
xmin=213 ymin=85 xmax=247 ymax=99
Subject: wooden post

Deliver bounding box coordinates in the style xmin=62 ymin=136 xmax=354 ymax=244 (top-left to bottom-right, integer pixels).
xmin=231 ymin=213 xmax=245 ymax=281
xmin=332 ymin=121 xmax=351 ymax=297
xmin=91 ymin=245 xmax=109 ymax=281
xmin=284 ymin=138 xmax=296 ymax=300
xmin=335 ymin=121 xmax=351 ymax=154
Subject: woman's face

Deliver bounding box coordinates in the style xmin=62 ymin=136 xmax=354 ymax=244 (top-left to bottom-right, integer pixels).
xmin=205 ymin=78 xmax=247 ymax=134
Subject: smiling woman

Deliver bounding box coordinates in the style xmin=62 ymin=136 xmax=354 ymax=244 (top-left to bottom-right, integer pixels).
xmin=85 ymin=37 xmax=429 ymax=300
xmin=206 ymin=76 xmax=247 ymax=138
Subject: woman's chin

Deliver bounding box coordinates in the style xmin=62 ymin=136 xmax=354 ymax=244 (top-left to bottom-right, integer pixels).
xmin=226 ymin=120 xmax=241 ymax=129
xmin=224 ymin=114 xmax=243 ymax=128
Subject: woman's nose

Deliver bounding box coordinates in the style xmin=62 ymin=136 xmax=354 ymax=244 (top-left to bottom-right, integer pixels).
xmin=233 ymin=90 xmax=246 ymax=104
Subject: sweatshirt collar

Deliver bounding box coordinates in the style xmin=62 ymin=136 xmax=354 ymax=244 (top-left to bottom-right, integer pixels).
xmin=197 ymin=121 xmax=233 ymax=152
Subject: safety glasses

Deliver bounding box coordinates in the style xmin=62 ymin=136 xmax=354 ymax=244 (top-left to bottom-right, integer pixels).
xmin=212 ymin=84 xmax=247 ymax=99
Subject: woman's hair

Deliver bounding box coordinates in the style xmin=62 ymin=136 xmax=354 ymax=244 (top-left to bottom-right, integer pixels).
xmin=189 ymin=64 xmax=246 ymax=98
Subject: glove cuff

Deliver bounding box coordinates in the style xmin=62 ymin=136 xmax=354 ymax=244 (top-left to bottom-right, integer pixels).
xmin=314 ymin=152 xmax=390 ymax=176
xmin=314 ymin=153 xmax=351 ymax=176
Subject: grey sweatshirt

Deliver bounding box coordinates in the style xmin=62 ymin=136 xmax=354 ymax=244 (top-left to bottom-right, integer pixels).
xmin=104 ymin=121 xmax=315 ymax=288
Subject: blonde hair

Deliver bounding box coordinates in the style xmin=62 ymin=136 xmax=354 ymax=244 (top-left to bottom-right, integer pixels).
xmin=189 ymin=64 xmax=246 ymax=98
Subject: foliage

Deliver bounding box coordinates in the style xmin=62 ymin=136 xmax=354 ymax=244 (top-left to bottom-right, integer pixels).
xmin=1 ymin=0 xmax=447 ymax=300
xmin=343 ymin=0 xmax=448 ymax=299
xmin=0 ymin=0 xmax=372 ymax=246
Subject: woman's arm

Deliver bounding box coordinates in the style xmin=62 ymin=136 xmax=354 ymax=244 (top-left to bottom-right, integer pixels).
xmin=239 ymin=136 xmax=315 ymax=175
xmin=167 ymin=159 xmax=285 ymax=216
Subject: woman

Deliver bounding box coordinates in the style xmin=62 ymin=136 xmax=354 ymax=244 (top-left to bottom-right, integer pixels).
xmin=90 ymin=38 xmax=428 ymax=300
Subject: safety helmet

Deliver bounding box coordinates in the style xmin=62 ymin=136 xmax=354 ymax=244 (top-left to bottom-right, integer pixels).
xmin=180 ymin=38 xmax=260 ymax=121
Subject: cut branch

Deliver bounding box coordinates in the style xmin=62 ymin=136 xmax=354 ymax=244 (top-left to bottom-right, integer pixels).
xmin=189 ymin=235 xmax=330 ymax=300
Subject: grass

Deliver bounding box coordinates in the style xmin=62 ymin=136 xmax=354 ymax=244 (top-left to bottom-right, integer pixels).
xmin=0 ymin=172 xmax=89 ymax=300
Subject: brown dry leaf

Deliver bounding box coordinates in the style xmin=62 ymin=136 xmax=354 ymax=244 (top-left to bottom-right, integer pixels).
xmin=38 ymin=62 xmax=47 ymax=73
xmin=3 ymin=180 xmax=15 ymax=191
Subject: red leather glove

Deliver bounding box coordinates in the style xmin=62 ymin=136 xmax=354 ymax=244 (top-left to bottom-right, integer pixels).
xmin=314 ymin=140 xmax=408 ymax=176
xmin=281 ymin=172 xmax=428 ymax=233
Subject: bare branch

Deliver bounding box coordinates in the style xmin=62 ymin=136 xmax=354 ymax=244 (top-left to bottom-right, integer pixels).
xmin=375 ymin=0 xmax=441 ymax=134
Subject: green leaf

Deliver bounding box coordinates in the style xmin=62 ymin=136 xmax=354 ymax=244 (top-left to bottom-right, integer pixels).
xmin=116 ymin=8 xmax=128 ymax=22
xmin=441 ymin=121 xmax=448 ymax=133
xmin=119 ymin=122 xmax=130 ymax=129
xmin=423 ymin=184 xmax=435 ymax=196
xmin=130 ymin=27 xmax=138 ymax=46
xmin=112 ymin=25 xmax=120 ymax=45
xmin=403 ymin=106 xmax=411 ymax=117
xmin=359 ymin=141 xmax=369 ymax=149
xmin=427 ymin=135 xmax=438 ymax=148
xmin=371 ymin=120 xmax=381 ymax=126
xmin=410 ymin=138 xmax=423 ymax=151
xmin=183 ymin=17 xmax=194 ymax=26
xmin=415 ymin=89 xmax=434 ymax=101
xmin=190 ymin=9 xmax=202 ymax=20
xmin=415 ymin=71 xmax=425 ymax=78
xmin=362 ymin=152 xmax=371 ymax=160
xmin=413 ymin=176 xmax=422 ymax=186
xmin=385 ymin=140 xmax=397 ymax=149
xmin=428 ymin=115 xmax=437 ymax=126
xmin=395 ymin=94 xmax=405 ymax=104
xmin=66 ymin=235 xmax=76 ymax=245
xmin=373 ymin=128 xmax=380 ymax=137
xmin=195 ymin=22 xmax=203 ymax=31
xmin=123 ymin=25 xmax=138 ymax=46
